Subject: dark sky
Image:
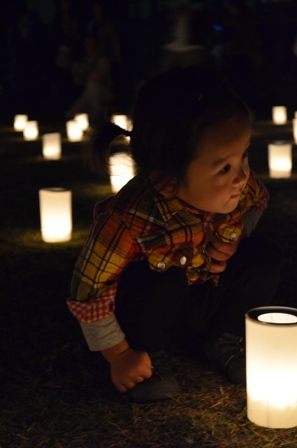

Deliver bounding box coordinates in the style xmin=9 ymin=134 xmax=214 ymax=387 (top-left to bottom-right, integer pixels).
xmin=1 ymin=0 xmax=297 ymax=123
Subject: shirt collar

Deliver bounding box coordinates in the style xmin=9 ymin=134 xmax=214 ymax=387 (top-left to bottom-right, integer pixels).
xmin=151 ymin=179 xmax=204 ymax=222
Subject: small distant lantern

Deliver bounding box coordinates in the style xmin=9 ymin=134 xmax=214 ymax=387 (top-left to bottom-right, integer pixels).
xmin=111 ymin=114 xmax=131 ymax=130
xmin=66 ymin=120 xmax=83 ymax=142
xmin=74 ymin=113 xmax=89 ymax=131
xmin=14 ymin=114 xmax=28 ymax=131
xmin=111 ymin=114 xmax=131 ymax=143
xmin=39 ymin=188 xmax=72 ymax=243
xmin=246 ymin=306 xmax=297 ymax=428
xmin=42 ymin=133 xmax=62 ymax=160
xmin=272 ymin=106 xmax=287 ymax=125
xmin=109 ymin=152 xmax=135 ymax=193
xmin=23 ymin=120 xmax=39 ymax=141
xmin=268 ymin=141 xmax=292 ymax=178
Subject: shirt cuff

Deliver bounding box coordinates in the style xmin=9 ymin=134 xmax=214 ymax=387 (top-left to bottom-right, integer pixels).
xmin=80 ymin=314 xmax=126 ymax=351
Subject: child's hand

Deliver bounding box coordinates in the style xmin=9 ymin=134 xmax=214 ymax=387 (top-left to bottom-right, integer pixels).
xmin=109 ymin=348 xmax=153 ymax=392
xmin=206 ymin=236 xmax=239 ymax=273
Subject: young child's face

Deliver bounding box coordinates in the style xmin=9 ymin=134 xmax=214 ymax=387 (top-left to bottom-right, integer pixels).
xmin=176 ymin=115 xmax=251 ymax=214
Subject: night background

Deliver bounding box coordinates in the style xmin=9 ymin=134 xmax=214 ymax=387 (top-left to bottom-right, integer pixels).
xmin=3 ymin=1 xmax=297 ymax=447
xmin=1 ymin=0 xmax=297 ymax=123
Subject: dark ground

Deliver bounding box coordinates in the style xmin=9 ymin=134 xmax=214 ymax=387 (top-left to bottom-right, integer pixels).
xmin=2 ymin=117 xmax=297 ymax=447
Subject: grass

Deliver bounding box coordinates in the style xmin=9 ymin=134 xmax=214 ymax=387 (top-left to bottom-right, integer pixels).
xmin=2 ymin=118 xmax=297 ymax=447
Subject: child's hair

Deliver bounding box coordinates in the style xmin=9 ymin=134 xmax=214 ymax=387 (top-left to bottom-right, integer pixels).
xmin=91 ymin=65 xmax=253 ymax=186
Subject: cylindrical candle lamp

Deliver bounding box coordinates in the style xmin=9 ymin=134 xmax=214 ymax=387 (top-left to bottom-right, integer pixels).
xmin=14 ymin=114 xmax=28 ymax=131
xmin=268 ymin=141 xmax=292 ymax=178
xmin=111 ymin=114 xmax=131 ymax=130
xmin=66 ymin=120 xmax=83 ymax=142
xmin=39 ymin=188 xmax=72 ymax=242
xmin=23 ymin=120 xmax=39 ymax=141
xmin=74 ymin=113 xmax=89 ymax=131
xmin=246 ymin=306 xmax=297 ymax=428
xmin=109 ymin=152 xmax=135 ymax=193
xmin=42 ymin=133 xmax=62 ymax=160
xmin=272 ymin=106 xmax=287 ymax=125
xmin=111 ymin=114 xmax=131 ymax=143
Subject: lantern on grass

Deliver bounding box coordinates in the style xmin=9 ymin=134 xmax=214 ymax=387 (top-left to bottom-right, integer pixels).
xmin=109 ymin=152 xmax=135 ymax=193
xmin=42 ymin=133 xmax=62 ymax=160
xmin=74 ymin=113 xmax=89 ymax=131
xmin=111 ymin=114 xmax=131 ymax=143
xmin=23 ymin=120 xmax=39 ymax=141
xmin=111 ymin=114 xmax=131 ymax=130
xmin=66 ymin=120 xmax=83 ymax=142
xmin=246 ymin=306 xmax=297 ymax=428
xmin=14 ymin=114 xmax=28 ymax=131
xmin=39 ymin=188 xmax=72 ymax=242
xmin=268 ymin=141 xmax=292 ymax=178
xmin=272 ymin=106 xmax=287 ymax=125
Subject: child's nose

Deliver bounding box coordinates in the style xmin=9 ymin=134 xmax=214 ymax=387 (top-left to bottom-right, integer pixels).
xmin=234 ymin=166 xmax=249 ymax=187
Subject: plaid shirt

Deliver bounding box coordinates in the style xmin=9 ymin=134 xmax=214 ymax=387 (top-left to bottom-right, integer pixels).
xmin=67 ymin=170 xmax=268 ymax=324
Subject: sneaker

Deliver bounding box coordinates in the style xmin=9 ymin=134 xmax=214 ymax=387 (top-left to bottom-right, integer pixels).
xmin=127 ymin=350 xmax=182 ymax=402
xmin=204 ymin=333 xmax=246 ymax=385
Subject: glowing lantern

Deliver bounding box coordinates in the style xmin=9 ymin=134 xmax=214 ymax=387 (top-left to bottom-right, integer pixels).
xmin=14 ymin=114 xmax=28 ymax=131
xmin=66 ymin=120 xmax=83 ymax=142
xmin=272 ymin=106 xmax=287 ymax=125
xmin=111 ymin=114 xmax=131 ymax=130
xmin=42 ymin=133 xmax=62 ymax=160
xmin=109 ymin=152 xmax=135 ymax=193
xmin=268 ymin=141 xmax=292 ymax=178
xmin=39 ymin=188 xmax=72 ymax=242
xmin=74 ymin=113 xmax=89 ymax=131
xmin=111 ymin=114 xmax=131 ymax=143
xmin=246 ymin=306 xmax=297 ymax=428
xmin=23 ymin=121 xmax=39 ymax=141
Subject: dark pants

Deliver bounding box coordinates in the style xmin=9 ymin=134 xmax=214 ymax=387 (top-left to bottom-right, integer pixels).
xmin=115 ymin=236 xmax=282 ymax=352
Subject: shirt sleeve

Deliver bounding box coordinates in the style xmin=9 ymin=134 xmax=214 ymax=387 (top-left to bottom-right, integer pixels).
xmin=79 ymin=314 xmax=126 ymax=351
xmin=67 ymin=205 xmax=137 ymax=324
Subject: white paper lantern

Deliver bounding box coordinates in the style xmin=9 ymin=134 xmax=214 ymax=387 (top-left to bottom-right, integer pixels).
xmin=272 ymin=106 xmax=287 ymax=125
xmin=23 ymin=120 xmax=39 ymax=141
xmin=66 ymin=120 xmax=83 ymax=142
xmin=14 ymin=114 xmax=28 ymax=131
xmin=109 ymin=152 xmax=135 ymax=193
xmin=39 ymin=188 xmax=72 ymax=242
xmin=246 ymin=306 xmax=297 ymax=428
xmin=74 ymin=113 xmax=89 ymax=130
xmin=42 ymin=133 xmax=62 ymax=160
xmin=268 ymin=141 xmax=292 ymax=178
xmin=111 ymin=114 xmax=131 ymax=130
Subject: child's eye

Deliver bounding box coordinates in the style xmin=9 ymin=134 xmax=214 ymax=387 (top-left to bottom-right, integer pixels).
xmin=243 ymin=149 xmax=249 ymax=158
xmin=220 ymin=164 xmax=231 ymax=174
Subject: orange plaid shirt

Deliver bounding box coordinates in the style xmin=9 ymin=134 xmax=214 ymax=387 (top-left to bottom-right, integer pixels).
xmin=67 ymin=170 xmax=268 ymax=324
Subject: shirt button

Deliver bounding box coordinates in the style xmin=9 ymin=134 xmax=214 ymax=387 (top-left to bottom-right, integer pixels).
xmin=157 ymin=261 xmax=166 ymax=270
xmin=180 ymin=256 xmax=187 ymax=266
xmin=229 ymin=232 xmax=237 ymax=241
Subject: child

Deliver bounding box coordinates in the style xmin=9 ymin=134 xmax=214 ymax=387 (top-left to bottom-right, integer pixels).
xmin=67 ymin=65 xmax=282 ymax=402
